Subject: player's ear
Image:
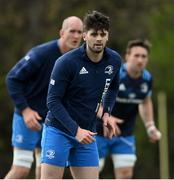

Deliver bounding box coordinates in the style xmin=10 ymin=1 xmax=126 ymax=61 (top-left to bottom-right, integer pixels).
xmin=106 ymin=34 xmax=109 ymax=41
xmin=125 ymin=53 xmax=129 ymax=62
xmin=59 ymin=29 xmax=64 ymax=37
xmin=83 ymin=32 xmax=87 ymax=41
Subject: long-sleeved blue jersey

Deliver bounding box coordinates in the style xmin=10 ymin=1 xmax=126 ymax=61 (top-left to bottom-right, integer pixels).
xmin=6 ymin=40 xmax=62 ymax=119
xmin=45 ymin=43 xmax=122 ymax=136
xmin=97 ymin=63 xmax=152 ymax=136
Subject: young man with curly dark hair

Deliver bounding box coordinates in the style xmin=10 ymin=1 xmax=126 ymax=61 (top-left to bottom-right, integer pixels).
xmin=40 ymin=11 xmax=122 ymax=179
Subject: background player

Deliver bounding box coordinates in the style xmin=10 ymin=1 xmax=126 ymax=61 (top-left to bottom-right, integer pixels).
xmin=5 ymin=16 xmax=83 ymax=179
xmin=96 ymin=39 xmax=161 ymax=179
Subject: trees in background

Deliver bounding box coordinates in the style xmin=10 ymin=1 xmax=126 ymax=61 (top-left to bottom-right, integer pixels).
xmin=0 ymin=0 xmax=173 ymax=178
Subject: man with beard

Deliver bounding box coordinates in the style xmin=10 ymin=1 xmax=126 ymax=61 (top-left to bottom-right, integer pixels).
xmin=40 ymin=11 xmax=122 ymax=179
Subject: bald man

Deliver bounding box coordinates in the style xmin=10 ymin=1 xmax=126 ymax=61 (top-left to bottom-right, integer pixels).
xmin=5 ymin=16 xmax=83 ymax=179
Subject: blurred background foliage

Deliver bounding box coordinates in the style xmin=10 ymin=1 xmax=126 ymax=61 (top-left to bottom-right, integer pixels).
xmin=0 ymin=0 xmax=174 ymax=178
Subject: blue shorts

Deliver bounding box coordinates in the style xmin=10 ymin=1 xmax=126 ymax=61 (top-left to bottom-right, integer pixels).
xmin=41 ymin=125 xmax=99 ymax=167
xmin=96 ymin=135 xmax=136 ymax=158
xmin=12 ymin=112 xmax=42 ymax=150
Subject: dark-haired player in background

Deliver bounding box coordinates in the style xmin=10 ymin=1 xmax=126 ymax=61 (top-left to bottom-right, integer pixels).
xmin=96 ymin=39 xmax=161 ymax=179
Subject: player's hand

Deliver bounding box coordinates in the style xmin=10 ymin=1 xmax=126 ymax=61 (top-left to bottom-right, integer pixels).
xmin=75 ymin=127 xmax=97 ymax=144
xmin=103 ymin=116 xmax=123 ymax=138
xmin=146 ymin=124 xmax=162 ymax=143
xmin=103 ymin=125 xmax=109 ymax=137
xmin=22 ymin=107 xmax=42 ymax=131
xmin=102 ymin=113 xmax=123 ymax=139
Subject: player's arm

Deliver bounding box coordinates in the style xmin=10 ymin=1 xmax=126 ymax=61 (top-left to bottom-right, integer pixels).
xmin=101 ymin=58 xmax=122 ymax=138
xmin=6 ymin=50 xmax=42 ymax=130
xmin=47 ymin=57 xmax=78 ymax=136
xmin=139 ymin=96 xmax=161 ymax=142
xmin=47 ymin=57 xmax=96 ymax=144
xmin=6 ymin=50 xmax=42 ymax=111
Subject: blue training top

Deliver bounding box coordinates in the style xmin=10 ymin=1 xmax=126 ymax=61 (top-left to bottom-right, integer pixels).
xmin=6 ymin=40 xmax=62 ymax=120
xmin=45 ymin=43 xmax=122 ymax=137
xmin=97 ymin=63 xmax=152 ymax=136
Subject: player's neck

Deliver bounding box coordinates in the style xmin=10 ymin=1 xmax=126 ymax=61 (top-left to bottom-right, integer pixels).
xmin=86 ymin=46 xmax=103 ymax=63
xmin=59 ymin=39 xmax=71 ymax=54
xmin=127 ymin=65 xmax=141 ymax=79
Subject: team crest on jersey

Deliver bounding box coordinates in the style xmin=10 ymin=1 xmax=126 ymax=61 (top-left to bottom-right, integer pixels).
xmin=119 ymin=83 xmax=126 ymax=91
xmin=105 ymin=65 xmax=113 ymax=75
xmin=141 ymin=83 xmax=148 ymax=93
xmin=46 ymin=149 xmax=55 ymax=159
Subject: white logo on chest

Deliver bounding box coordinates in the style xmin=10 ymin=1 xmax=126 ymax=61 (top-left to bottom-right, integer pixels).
xmin=79 ymin=67 xmax=88 ymax=74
